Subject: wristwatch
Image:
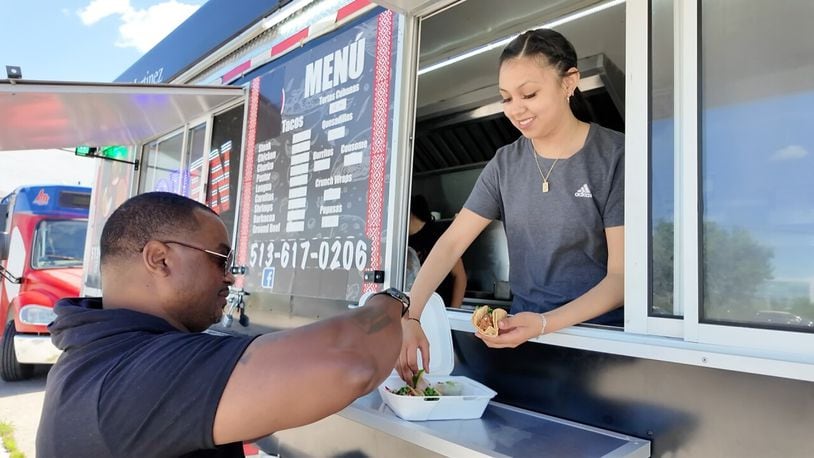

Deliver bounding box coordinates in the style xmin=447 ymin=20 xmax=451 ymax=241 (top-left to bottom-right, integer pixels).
xmin=375 ymin=287 xmax=410 ymax=317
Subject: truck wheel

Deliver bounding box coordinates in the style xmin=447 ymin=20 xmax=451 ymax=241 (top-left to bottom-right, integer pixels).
xmin=1 ymin=321 xmax=34 ymax=381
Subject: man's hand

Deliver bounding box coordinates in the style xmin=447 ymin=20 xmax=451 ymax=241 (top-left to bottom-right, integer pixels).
xmin=396 ymin=319 xmax=430 ymax=382
xmin=475 ymin=312 xmax=541 ymax=348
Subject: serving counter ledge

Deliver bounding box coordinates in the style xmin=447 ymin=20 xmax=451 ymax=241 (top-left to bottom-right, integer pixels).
xmin=262 ymin=306 xmax=649 ymax=457
xmin=338 ymin=391 xmax=650 ymax=458
xmin=264 ymin=390 xmax=649 ymax=457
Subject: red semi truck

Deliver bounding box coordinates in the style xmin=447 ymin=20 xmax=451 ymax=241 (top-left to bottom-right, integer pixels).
xmin=0 ymin=185 xmax=91 ymax=381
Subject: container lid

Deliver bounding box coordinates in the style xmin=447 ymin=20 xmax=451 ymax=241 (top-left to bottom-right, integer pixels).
xmin=415 ymin=292 xmax=454 ymax=376
xmin=359 ymin=291 xmax=454 ymax=376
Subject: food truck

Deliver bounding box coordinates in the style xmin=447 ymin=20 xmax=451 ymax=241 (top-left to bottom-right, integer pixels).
xmin=0 ymin=185 xmax=91 ymax=381
xmin=2 ymin=0 xmax=813 ymax=455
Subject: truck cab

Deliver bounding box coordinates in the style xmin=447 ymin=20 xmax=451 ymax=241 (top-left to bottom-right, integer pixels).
xmin=0 ymin=185 xmax=91 ymax=381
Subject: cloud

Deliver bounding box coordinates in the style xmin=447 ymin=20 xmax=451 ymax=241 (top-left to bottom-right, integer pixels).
xmin=78 ymin=0 xmax=132 ymax=25
xmin=77 ymin=0 xmax=202 ymax=53
xmin=116 ymin=1 xmax=202 ymax=52
xmin=770 ymin=145 xmax=809 ymax=162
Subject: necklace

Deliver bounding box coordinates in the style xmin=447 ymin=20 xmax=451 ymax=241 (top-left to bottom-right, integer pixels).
xmin=531 ymin=141 xmax=560 ymax=193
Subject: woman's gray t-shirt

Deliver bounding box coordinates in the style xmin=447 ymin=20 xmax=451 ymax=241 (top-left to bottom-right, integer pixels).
xmin=464 ymin=123 xmax=624 ymax=323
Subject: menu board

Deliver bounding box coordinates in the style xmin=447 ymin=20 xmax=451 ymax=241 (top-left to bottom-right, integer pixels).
xmin=236 ymin=11 xmax=397 ymax=300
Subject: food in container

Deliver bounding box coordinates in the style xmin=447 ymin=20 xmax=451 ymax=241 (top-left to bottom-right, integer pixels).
xmin=386 ymin=369 xmax=441 ymax=398
xmin=385 ymin=369 xmax=466 ymax=399
xmin=378 ymin=374 xmax=496 ymax=421
xmin=433 ymin=380 xmax=464 ymax=396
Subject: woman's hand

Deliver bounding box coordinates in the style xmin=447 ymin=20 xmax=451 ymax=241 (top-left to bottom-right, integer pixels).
xmin=475 ymin=312 xmax=543 ymax=348
xmin=396 ymin=319 xmax=430 ymax=382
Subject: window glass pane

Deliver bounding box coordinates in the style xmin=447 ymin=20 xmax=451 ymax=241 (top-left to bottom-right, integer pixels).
xmin=139 ymin=132 xmax=184 ymax=194
xmin=186 ymin=123 xmax=208 ymax=201
xmin=700 ymin=1 xmax=814 ymax=331
xmin=31 ymin=220 xmax=87 ymax=269
xmin=650 ymin=0 xmax=678 ymax=317
xmin=207 ymin=104 xmax=244 ymax=237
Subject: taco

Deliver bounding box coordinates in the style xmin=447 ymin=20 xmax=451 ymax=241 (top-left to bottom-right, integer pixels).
xmin=386 ymin=369 xmax=441 ymax=398
xmin=471 ymin=305 xmax=508 ymax=336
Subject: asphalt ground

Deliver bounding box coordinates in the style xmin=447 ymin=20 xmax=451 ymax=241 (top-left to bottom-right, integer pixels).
xmin=0 ymin=365 xmax=50 ymax=458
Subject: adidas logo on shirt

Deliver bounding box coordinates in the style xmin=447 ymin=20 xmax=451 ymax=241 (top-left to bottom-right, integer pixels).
xmin=574 ymin=184 xmax=592 ymax=198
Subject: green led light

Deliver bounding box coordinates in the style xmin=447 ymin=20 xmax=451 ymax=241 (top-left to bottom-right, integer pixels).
xmin=101 ymin=145 xmax=128 ymax=159
xmin=74 ymin=146 xmax=97 ymax=157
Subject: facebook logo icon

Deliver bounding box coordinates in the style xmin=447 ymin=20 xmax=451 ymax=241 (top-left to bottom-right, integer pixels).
xmin=262 ymin=267 xmax=275 ymax=289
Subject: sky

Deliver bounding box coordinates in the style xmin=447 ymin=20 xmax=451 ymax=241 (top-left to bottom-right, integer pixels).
xmin=0 ymin=0 xmax=206 ymax=197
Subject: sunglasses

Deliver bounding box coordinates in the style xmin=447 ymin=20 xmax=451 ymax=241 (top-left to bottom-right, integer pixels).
xmin=160 ymin=240 xmax=234 ymax=275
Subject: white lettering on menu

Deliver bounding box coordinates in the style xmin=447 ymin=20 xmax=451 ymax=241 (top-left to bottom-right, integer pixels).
xmin=304 ymin=37 xmax=365 ymax=98
xmin=253 ymin=141 xmax=281 ymax=235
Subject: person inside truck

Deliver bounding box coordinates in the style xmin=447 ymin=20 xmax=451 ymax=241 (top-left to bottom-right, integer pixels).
xmin=37 ymin=192 xmax=409 ymax=458
xmin=397 ymin=28 xmax=624 ymax=381
xmin=408 ymin=194 xmax=467 ymax=307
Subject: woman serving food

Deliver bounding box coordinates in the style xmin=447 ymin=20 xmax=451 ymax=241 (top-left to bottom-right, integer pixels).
xmin=396 ymin=28 xmax=624 ymax=383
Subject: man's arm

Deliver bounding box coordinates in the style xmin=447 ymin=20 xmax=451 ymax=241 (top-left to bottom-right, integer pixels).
xmin=212 ymin=294 xmax=403 ymax=444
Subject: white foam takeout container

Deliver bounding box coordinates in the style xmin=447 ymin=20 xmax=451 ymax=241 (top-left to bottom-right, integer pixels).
xmin=378 ymin=373 xmax=496 ymax=421
xmin=360 ymin=292 xmax=497 ymax=421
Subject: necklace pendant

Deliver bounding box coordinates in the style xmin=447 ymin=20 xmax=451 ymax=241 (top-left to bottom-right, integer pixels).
xmin=542 ymin=181 xmax=549 ymax=193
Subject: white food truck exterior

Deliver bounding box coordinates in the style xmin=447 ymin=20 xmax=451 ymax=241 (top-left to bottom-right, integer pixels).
xmin=55 ymin=0 xmax=814 ymax=456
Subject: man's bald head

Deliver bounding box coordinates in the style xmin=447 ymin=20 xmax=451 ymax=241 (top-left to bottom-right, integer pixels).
xmin=100 ymin=192 xmax=218 ymax=266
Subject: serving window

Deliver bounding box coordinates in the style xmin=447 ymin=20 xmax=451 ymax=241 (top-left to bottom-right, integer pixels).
xmin=410 ymin=0 xmax=627 ymax=323
xmin=404 ymin=0 xmax=814 ymax=379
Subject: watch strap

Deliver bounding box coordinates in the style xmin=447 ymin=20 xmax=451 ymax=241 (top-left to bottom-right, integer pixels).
xmin=375 ymin=287 xmax=410 ymax=317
